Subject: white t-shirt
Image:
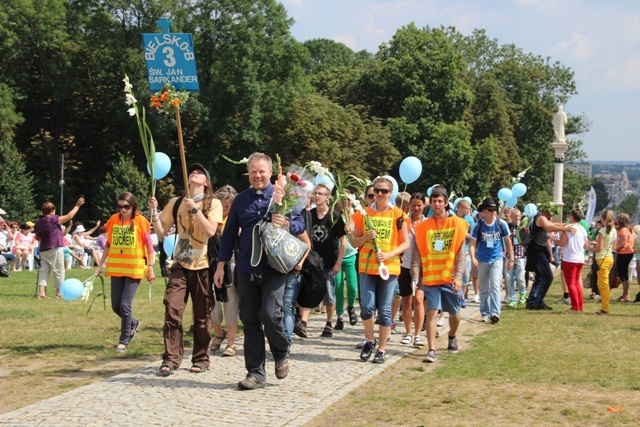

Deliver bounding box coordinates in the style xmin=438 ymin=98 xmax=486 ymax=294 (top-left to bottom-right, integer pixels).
xmin=561 ymin=223 xmax=588 ymax=264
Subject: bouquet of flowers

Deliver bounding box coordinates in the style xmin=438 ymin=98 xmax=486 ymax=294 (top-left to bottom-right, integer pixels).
xmin=150 ymin=83 xmax=190 ymax=115
xmin=272 ymin=155 xmax=314 ymax=215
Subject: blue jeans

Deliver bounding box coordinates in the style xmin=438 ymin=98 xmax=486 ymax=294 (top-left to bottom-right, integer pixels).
xmin=359 ymin=273 xmax=397 ymax=327
xmin=282 ymin=272 xmax=302 ymax=345
xmin=477 ymin=259 xmax=502 ymax=318
xmin=506 ymin=258 xmax=526 ymax=301
xmin=527 ymin=251 xmax=554 ymax=306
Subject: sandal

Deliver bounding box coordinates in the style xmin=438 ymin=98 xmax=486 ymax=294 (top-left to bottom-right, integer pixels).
xmin=401 ymin=334 xmax=413 ymax=345
xmin=221 ymin=344 xmax=236 ymax=357
xmin=616 ymin=296 xmax=630 ymax=302
xmin=413 ymin=336 xmax=425 ymax=347
xmin=37 ymin=295 xmax=48 ymax=300
xmin=115 ymin=344 xmax=127 ymax=353
xmin=209 ymin=330 xmax=227 ymax=353
xmin=189 ymin=364 xmax=209 ymax=373
xmin=158 ymin=364 xmax=176 ymax=376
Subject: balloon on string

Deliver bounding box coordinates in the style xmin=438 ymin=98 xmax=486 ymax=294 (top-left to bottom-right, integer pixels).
xmin=147 ymin=152 xmax=172 ymax=180
xmin=398 ymin=156 xmax=422 ymax=184
xmin=453 ymin=199 xmax=460 ymax=208
xmin=463 ymin=196 xmax=472 ymax=205
xmin=60 ymin=278 xmax=84 ymax=301
xmin=511 ymin=182 xmax=527 ymax=198
xmin=382 ymin=175 xmax=399 ymax=202
xmin=497 ymin=188 xmax=512 ymax=202
xmin=163 ymin=234 xmax=178 ymax=257
xmin=524 ymin=203 xmax=538 ymax=217
xmin=505 ymin=195 xmax=518 ymax=208
xmin=426 ymin=184 xmax=441 ymax=197
xmin=314 ymin=173 xmax=335 ymax=191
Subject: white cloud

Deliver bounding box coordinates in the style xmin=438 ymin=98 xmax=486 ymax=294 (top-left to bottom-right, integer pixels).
xmin=334 ymin=35 xmax=358 ymax=50
xmin=551 ymin=33 xmax=594 ymax=62
xmin=604 ymin=59 xmax=640 ymax=89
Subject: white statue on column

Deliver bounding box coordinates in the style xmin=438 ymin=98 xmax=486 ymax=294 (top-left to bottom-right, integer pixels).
xmin=552 ymin=105 xmax=567 ymax=142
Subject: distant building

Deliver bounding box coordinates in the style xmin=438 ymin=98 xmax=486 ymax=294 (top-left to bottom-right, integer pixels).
xmin=566 ymin=162 xmax=592 ymax=178
xmin=595 ymin=171 xmax=629 ymax=206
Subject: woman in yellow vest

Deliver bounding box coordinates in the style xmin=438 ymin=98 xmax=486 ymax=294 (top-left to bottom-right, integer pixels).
xmin=95 ymin=192 xmax=155 ymax=352
xmin=350 ymin=177 xmax=409 ymax=364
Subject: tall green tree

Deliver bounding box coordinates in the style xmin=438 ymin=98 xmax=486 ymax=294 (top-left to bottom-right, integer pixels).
xmin=94 ymin=154 xmax=151 ymax=221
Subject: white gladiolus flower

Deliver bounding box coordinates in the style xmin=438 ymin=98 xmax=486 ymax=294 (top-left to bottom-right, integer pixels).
xmin=128 ymin=107 xmax=136 ymax=116
xmin=125 ymin=93 xmax=137 ymax=106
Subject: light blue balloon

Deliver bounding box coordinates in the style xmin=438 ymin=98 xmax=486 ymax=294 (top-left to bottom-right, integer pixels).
xmin=383 ymin=175 xmax=399 ymax=202
xmin=314 ymin=174 xmax=334 ymax=191
xmin=398 ymin=156 xmax=422 ymax=184
xmin=511 ymin=182 xmax=527 ymax=198
xmin=505 ymin=195 xmax=518 ymax=208
xmin=147 ymin=152 xmax=172 ymax=180
xmin=163 ymin=234 xmax=178 ymax=257
xmin=497 ymin=187 xmax=512 ymax=202
xmin=463 ymin=196 xmax=472 ymax=205
xmin=426 ymin=184 xmax=441 ymax=197
xmin=60 ymin=278 xmax=84 ymax=301
xmin=524 ymin=203 xmax=538 ymax=217
xmin=453 ymin=198 xmax=460 ymax=208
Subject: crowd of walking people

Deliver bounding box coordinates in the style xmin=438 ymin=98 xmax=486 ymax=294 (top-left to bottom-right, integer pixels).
xmin=2 ymin=152 xmax=639 ymax=391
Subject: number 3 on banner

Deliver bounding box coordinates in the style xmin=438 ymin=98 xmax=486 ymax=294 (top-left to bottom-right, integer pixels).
xmin=163 ymin=46 xmax=176 ymax=67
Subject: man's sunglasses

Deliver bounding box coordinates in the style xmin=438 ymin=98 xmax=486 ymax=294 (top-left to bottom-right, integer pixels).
xmin=373 ymin=188 xmax=390 ymax=194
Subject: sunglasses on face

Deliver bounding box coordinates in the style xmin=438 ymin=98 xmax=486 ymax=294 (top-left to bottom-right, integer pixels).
xmin=373 ymin=188 xmax=390 ymax=194
xmin=118 ymin=204 xmax=132 ymax=211
xmin=366 ymin=194 xmax=375 ymax=199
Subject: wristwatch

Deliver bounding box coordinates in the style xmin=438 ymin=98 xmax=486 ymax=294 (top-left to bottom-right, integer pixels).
xmin=190 ymin=207 xmax=200 ymax=214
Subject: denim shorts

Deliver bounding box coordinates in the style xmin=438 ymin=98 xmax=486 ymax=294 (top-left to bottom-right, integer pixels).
xmin=424 ymin=284 xmax=460 ymax=315
xmin=323 ymin=269 xmax=337 ymax=306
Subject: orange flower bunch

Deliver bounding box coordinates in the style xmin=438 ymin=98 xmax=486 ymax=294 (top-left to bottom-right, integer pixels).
xmin=150 ymin=83 xmax=189 ymax=115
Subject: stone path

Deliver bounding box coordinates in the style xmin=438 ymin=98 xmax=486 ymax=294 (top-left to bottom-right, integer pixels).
xmin=0 ymin=305 xmax=480 ymax=427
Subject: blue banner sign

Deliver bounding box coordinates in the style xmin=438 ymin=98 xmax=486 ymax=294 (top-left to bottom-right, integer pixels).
xmin=142 ymin=18 xmax=199 ymax=92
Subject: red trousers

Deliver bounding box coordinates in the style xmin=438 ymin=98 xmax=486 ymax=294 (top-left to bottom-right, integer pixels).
xmin=562 ymin=261 xmax=584 ymax=311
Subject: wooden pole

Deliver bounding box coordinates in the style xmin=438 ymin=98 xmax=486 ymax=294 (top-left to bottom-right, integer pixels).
xmin=175 ymin=108 xmax=190 ymax=198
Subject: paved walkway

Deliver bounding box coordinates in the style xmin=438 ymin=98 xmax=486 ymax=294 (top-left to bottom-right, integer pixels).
xmin=0 ymin=305 xmax=480 ymax=427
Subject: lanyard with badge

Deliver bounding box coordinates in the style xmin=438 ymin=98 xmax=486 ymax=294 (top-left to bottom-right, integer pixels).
xmin=434 ymin=217 xmax=445 ymax=251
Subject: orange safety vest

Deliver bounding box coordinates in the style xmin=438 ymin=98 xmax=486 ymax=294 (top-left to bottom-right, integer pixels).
xmin=414 ymin=215 xmax=468 ymax=286
xmin=104 ymin=213 xmax=150 ymax=279
xmin=353 ymin=206 xmax=406 ymax=276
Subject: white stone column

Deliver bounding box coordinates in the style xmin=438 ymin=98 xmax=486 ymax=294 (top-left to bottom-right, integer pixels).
xmin=551 ymin=141 xmax=568 ymax=221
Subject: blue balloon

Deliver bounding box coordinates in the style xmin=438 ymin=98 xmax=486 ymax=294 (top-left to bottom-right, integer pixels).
xmin=163 ymin=234 xmax=178 ymax=257
xmin=524 ymin=203 xmax=538 ymax=217
xmin=426 ymin=184 xmax=441 ymax=197
xmin=60 ymin=278 xmax=84 ymax=301
xmin=147 ymin=152 xmax=172 ymax=180
xmin=463 ymin=197 xmax=472 ymax=205
xmin=511 ymin=182 xmax=527 ymax=198
xmin=505 ymin=195 xmax=518 ymax=208
xmin=398 ymin=156 xmax=422 ymax=184
xmin=453 ymin=198 xmax=460 ymax=208
xmin=497 ymin=188 xmax=512 ymax=202
xmin=314 ymin=173 xmax=334 ymax=191
xmin=383 ymin=175 xmax=399 ymax=203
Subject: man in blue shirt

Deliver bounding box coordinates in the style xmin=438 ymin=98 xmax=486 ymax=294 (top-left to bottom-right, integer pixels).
xmin=469 ymin=198 xmax=513 ymax=324
xmin=214 ymin=153 xmax=305 ymax=390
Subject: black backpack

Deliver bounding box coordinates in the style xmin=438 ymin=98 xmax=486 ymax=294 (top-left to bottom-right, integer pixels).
xmin=297 ymin=209 xmax=327 ymax=308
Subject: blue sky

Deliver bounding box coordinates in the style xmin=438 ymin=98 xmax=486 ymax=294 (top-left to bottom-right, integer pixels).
xmin=282 ymin=0 xmax=640 ymax=163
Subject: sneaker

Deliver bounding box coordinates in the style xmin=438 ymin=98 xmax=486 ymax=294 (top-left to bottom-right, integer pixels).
xmin=595 ymin=310 xmax=609 ymax=315
xmin=634 ymin=293 xmax=640 ymax=303
xmin=472 ymin=295 xmax=480 ymax=304
xmin=594 ymin=295 xmax=602 ymax=302
xmin=413 ymin=336 xmax=425 ymax=347
xmin=502 ymin=296 xmax=510 ymax=304
xmin=321 ymin=324 xmax=333 ymax=337
xmin=294 ymin=320 xmax=307 ymax=338
xmin=480 ymin=316 xmax=490 ymax=322
xmin=374 ymin=315 xmax=380 ymax=325
xmin=557 ymin=297 xmax=571 ymax=305
xmin=360 ymin=339 xmax=377 ymax=361
xmin=401 ymin=334 xmax=413 ymax=345
xmin=390 ymin=322 xmax=398 ymax=334
xmin=460 ymin=298 xmax=467 ymax=308
xmin=519 ymin=294 xmax=527 ymax=305
xmin=507 ymin=301 xmax=517 ymax=308
xmin=423 ymin=349 xmax=437 ymax=363
xmin=447 ymin=336 xmax=459 ymax=353
xmin=436 ymin=318 xmax=445 ymax=327
xmin=275 ymin=358 xmax=289 ymax=379
xmin=539 ymin=302 xmax=553 ymax=310
xmin=238 ymin=375 xmax=266 ymax=390
xmin=335 ymin=317 xmax=344 ymax=331
xmin=347 ymin=306 xmax=358 ymax=325
xmin=356 ymin=339 xmax=367 ymax=349
xmin=372 ymin=350 xmax=386 ymax=364
xmin=490 ymin=314 xmax=500 ymax=324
